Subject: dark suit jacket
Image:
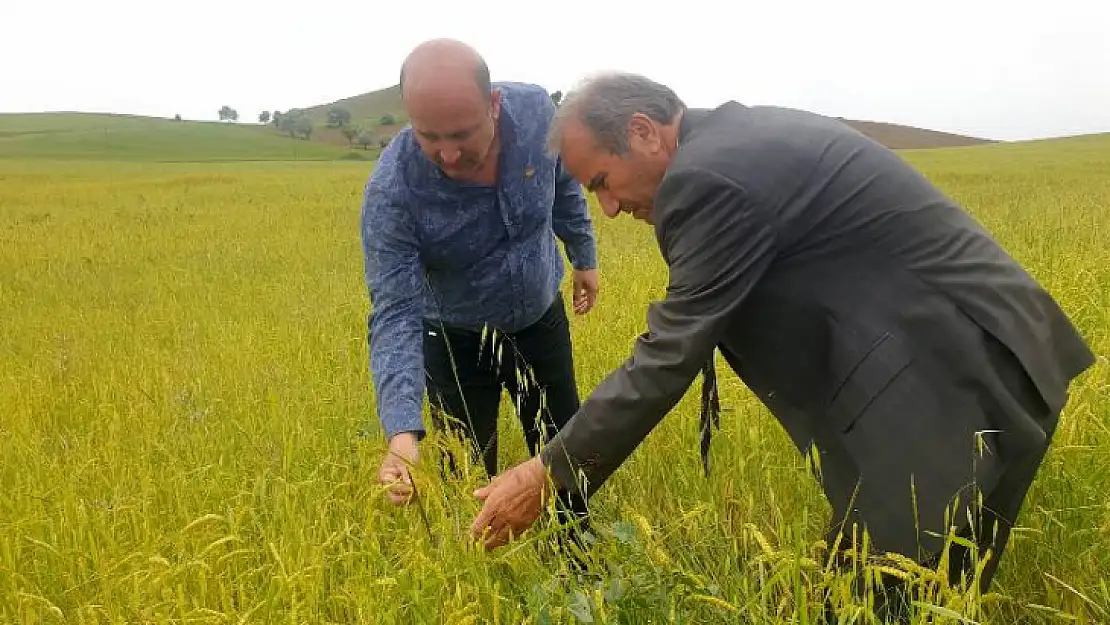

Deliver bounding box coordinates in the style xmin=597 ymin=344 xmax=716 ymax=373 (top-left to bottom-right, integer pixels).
xmin=541 ymin=102 xmax=1096 ymax=559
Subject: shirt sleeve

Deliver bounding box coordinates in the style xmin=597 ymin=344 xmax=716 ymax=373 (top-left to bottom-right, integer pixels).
xmin=550 ymin=155 xmax=599 ymax=271
xmin=361 ymin=179 xmax=427 ymax=440
xmin=540 ymin=167 xmax=777 ymax=497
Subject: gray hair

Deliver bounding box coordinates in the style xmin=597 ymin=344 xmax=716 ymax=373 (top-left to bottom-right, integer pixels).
xmin=547 ymin=72 xmax=686 ymax=156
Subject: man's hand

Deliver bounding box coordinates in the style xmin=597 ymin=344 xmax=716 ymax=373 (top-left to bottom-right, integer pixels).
xmin=571 ymin=269 xmax=599 ymax=315
xmin=470 ymin=456 xmax=550 ymax=550
xmin=379 ymin=432 xmax=419 ymax=505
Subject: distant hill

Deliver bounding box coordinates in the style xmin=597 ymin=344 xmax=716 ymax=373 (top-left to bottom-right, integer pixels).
xmin=834 ymin=118 xmax=995 ymax=149
xmin=282 ymin=84 xmax=994 ymax=151
xmin=0 ymin=112 xmax=356 ymax=162
xmin=0 ymin=93 xmax=1006 ymax=164
xmin=266 ymin=85 xmax=406 ymax=150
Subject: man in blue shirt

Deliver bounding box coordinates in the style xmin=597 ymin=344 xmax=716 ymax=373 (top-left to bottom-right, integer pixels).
xmin=360 ymin=39 xmax=599 ymax=549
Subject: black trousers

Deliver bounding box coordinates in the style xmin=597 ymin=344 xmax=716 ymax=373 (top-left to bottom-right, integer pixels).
xmin=422 ymin=293 xmax=590 ymax=539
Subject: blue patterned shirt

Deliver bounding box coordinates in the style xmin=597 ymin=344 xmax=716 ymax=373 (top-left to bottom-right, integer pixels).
xmin=360 ymin=81 xmax=598 ymax=440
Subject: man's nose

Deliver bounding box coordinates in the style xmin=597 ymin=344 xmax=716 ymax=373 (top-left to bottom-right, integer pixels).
xmin=439 ymin=148 xmax=461 ymax=165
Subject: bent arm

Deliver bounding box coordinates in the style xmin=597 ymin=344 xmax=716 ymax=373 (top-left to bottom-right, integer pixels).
xmin=551 ymin=157 xmax=598 ymax=270
xmin=361 ymin=182 xmax=427 ymax=440
xmin=540 ymin=168 xmax=777 ymax=497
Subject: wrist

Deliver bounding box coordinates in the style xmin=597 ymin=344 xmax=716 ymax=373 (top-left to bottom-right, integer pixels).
xmin=528 ymin=456 xmax=553 ymax=495
xmin=572 ymin=253 xmax=598 ymax=271
xmin=389 ymin=431 xmax=419 ymax=447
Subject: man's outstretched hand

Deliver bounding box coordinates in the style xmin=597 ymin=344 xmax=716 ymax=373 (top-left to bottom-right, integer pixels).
xmin=470 ymin=456 xmax=550 ymax=550
xmin=378 ymin=432 xmax=419 ymax=505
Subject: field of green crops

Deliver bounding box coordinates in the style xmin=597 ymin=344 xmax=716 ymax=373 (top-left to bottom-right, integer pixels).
xmin=1 ymin=118 xmax=1107 ymax=623
xmin=0 ymin=113 xmax=356 ymax=162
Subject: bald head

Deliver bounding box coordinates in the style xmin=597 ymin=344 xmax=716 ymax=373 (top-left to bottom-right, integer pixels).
xmin=399 ymin=38 xmax=492 ymax=104
xmin=397 ymin=39 xmax=502 ymax=181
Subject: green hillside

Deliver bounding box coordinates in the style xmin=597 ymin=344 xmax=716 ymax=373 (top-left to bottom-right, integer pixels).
xmin=266 ymin=85 xmax=406 ymax=149
xmin=1 ymin=87 xmax=1001 ymax=162
xmin=0 ymin=113 xmax=359 ymax=162
xmin=903 ymin=131 xmax=1110 ymax=168
xmin=301 ymin=84 xmax=405 ymax=128
xmin=287 ymin=83 xmax=997 ymax=151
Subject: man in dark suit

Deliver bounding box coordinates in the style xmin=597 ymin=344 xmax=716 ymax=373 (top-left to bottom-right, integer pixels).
xmin=467 ymin=71 xmax=1096 ymax=611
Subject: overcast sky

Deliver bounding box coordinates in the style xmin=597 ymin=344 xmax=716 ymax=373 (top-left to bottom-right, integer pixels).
xmin=3 ymin=0 xmax=1108 ymax=141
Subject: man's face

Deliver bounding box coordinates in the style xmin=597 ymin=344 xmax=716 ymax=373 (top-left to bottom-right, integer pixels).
xmin=557 ymin=115 xmax=670 ymax=224
xmin=406 ymin=87 xmax=501 ymax=180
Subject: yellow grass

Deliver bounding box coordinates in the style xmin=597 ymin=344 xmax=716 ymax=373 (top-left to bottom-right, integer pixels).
xmin=0 ymin=135 xmax=1107 ymax=623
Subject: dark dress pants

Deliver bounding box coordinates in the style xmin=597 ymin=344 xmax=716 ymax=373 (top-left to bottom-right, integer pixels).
xmin=422 ymin=293 xmax=590 ymax=554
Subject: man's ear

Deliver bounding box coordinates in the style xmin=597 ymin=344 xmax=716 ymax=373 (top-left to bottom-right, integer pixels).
xmin=490 ymin=88 xmax=502 ymax=119
xmin=628 ymin=113 xmax=661 ymax=152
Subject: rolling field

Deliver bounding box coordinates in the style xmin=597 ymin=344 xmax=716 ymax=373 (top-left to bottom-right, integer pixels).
xmin=0 ymin=113 xmax=357 ymax=162
xmin=1 ymin=128 xmax=1107 ymax=623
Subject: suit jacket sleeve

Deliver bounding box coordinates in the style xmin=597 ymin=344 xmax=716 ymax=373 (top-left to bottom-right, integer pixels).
xmin=540 ymin=166 xmax=778 ymax=497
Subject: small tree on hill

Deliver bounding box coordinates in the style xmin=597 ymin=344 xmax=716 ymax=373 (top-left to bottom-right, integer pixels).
xmin=550 ymin=90 xmax=563 ymax=106
xmin=341 ymin=125 xmax=360 ymax=147
xmin=271 ymin=111 xmax=283 ymax=127
xmin=356 ymin=131 xmax=374 ymax=150
xmin=294 ymin=116 xmax=313 ymax=140
xmin=218 ymin=105 xmax=239 ymax=122
xmin=278 ymin=109 xmax=304 ymax=138
xmin=174 ymin=113 xmax=182 ymax=121
xmin=327 ymin=107 xmax=351 ymax=128
xmin=259 ymin=110 xmax=271 ymax=124
xmin=379 ymin=114 xmax=396 ymax=126
xmin=274 ymin=108 xmax=313 ymax=140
